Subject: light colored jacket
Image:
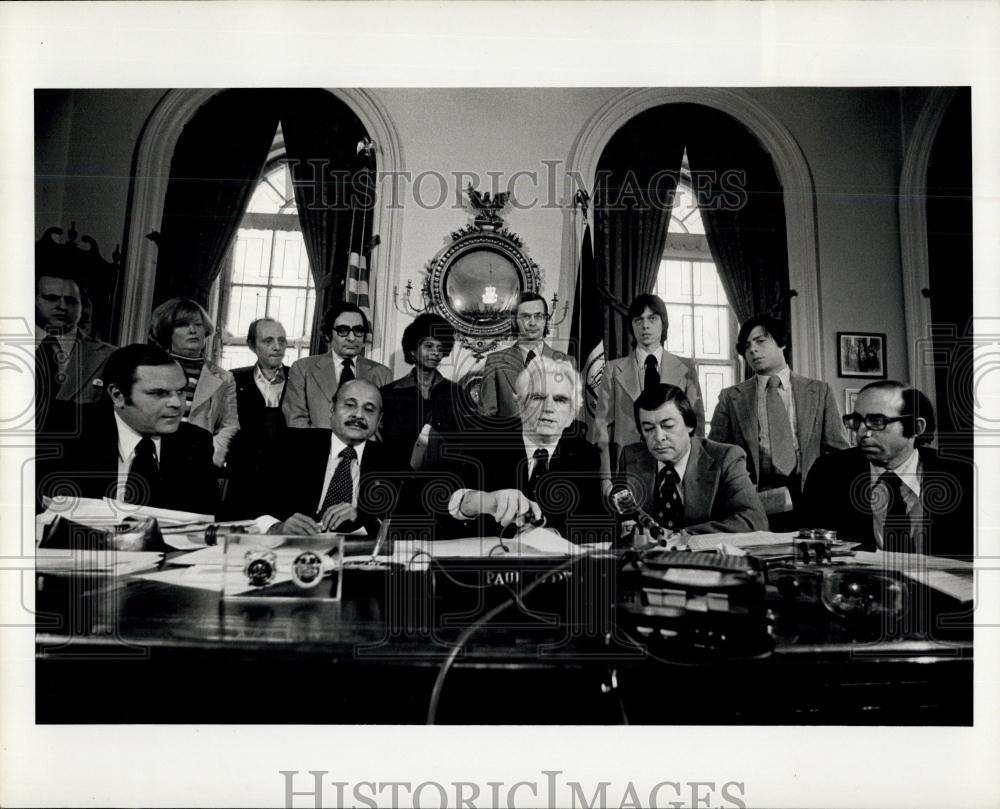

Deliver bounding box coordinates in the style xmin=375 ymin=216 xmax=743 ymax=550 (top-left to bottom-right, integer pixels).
xmin=187 ymin=360 xmax=240 ymax=467
xmin=282 ymin=352 xmax=392 ymax=429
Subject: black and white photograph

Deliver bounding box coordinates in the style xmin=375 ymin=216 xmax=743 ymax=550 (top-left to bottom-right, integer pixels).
xmin=2 ymin=3 xmax=999 ymax=809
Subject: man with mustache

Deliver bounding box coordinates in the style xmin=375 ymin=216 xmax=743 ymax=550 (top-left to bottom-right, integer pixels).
xmin=803 ymin=381 xmax=972 ymax=558
xmin=441 ymin=357 xmax=611 ymax=541
xmin=478 ymin=292 xmax=573 ymax=418
xmin=710 ymin=313 xmax=848 ymax=529
xmin=618 ymin=383 xmax=766 ymax=537
xmin=258 ymin=379 xmax=403 ymax=535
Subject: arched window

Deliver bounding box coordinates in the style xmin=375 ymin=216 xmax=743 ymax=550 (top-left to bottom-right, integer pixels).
xmin=207 ymin=128 xmax=318 ymax=369
xmin=653 ymin=154 xmax=738 ymax=423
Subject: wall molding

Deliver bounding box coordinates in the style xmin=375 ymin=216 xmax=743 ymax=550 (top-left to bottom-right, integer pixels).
xmin=898 ymin=87 xmax=956 ymax=405
xmin=120 ymin=88 xmax=405 ymax=363
xmin=563 ymin=87 xmax=822 ymax=378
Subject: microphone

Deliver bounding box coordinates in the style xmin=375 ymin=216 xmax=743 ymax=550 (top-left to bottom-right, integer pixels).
xmin=609 ymin=486 xmax=666 ymax=540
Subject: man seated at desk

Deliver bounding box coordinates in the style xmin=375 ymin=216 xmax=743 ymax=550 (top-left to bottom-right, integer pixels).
xmin=256 ymin=379 xmax=404 ymax=536
xmin=803 ymin=380 xmax=972 ymax=559
xmin=618 ymin=383 xmax=767 ymax=537
xmin=38 ymin=343 xmax=219 ymax=516
xmin=440 ymin=357 xmax=611 ymax=541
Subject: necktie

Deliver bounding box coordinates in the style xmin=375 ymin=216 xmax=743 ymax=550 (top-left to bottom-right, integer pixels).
xmin=879 ymin=471 xmax=912 ymax=552
xmin=654 ymin=463 xmax=683 ymax=533
xmin=526 ymin=447 xmax=549 ymax=501
xmin=766 ymin=375 xmax=797 ymax=477
xmin=339 ymin=358 xmax=355 ymax=387
xmin=643 ymin=354 xmax=659 ymax=393
xmin=35 ymin=335 xmax=61 ymax=412
xmin=125 ymin=437 xmax=159 ymax=505
xmin=320 ymin=445 xmax=357 ymax=515
xmin=524 ymin=350 xmax=536 ymax=366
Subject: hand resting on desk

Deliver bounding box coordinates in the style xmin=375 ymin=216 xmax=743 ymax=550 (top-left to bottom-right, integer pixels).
xmin=269 ymin=504 xmax=362 ymax=535
xmin=456 ymin=488 xmax=542 ymax=528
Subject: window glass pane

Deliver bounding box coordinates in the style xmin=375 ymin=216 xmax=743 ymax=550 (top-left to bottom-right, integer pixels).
xmin=246 ymin=167 xmax=288 ymax=214
xmin=225 ymin=285 xmax=269 ymax=340
xmin=665 ymin=304 xmax=693 ymax=357
xmin=232 ymin=229 xmax=273 ymax=285
xmin=218 ymin=345 xmax=256 ymax=371
xmin=693 ymin=305 xmax=731 ymax=360
xmin=690 ymin=261 xmax=720 ymax=305
xmin=266 ymin=286 xmax=314 ymax=336
xmin=656 ymin=259 xmax=690 ymax=303
xmin=270 ymin=231 xmax=312 ymax=287
xmin=699 ymin=366 xmax=734 ymax=424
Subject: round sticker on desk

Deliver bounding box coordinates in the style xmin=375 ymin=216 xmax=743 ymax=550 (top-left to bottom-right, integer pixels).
xmin=243 ymin=550 xmax=277 ymax=587
xmin=291 ymin=551 xmax=324 ymax=589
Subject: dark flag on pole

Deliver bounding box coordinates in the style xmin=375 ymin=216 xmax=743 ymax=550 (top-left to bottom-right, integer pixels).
xmin=570 ymin=192 xmax=605 ymax=426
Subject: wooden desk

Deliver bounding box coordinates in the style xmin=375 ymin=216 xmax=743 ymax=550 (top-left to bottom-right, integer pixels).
xmin=35 ymin=559 xmax=972 ymax=725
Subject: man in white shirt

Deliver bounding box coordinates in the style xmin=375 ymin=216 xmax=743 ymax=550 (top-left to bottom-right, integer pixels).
xmin=803 ymin=381 xmax=972 ymax=558
xmin=478 ymin=292 xmax=573 ymax=418
xmin=261 ymin=379 xmax=403 ymax=535
xmin=282 ymin=302 xmax=391 ymax=428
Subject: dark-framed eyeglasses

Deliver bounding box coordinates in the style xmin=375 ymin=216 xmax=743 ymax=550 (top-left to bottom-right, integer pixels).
xmin=842 ymin=412 xmax=910 ymax=432
xmin=332 ymin=326 xmax=367 ymax=338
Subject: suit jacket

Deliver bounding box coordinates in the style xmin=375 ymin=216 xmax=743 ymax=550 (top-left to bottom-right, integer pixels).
xmin=589 ymin=349 xmax=705 ymax=480
xmin=709 ymin=373 xmax=849 ymax=488
xmin=379 ymin=370 xmax=465 ymax=469
xmin=270 ymin=429 xmax=406 ymax=534
xmin=54 ymin=332 xmax=117 ymax=404
xmin=433 ymin=419 xmax=613 ymax=541
xmin=478 ymin=343 xmax=574 ymax=418
xmin=282 ymin=353 xmax=392 ymax=429
xmin=185 ymin=360 xmax=240 ymax=466
xmin=37 ymin=403 xmax=219 ymax=517
xmin=802 ymin=446 xmax=973 ymax=559
xmin=223 ymin=364 xmax=289 ymax=519
xmin=618 ymin=437 xmax=767 ymax=535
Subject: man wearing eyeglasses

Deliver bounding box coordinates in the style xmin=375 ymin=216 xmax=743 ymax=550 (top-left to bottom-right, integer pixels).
xmin=478 ymin=292 xmax=573 ymax=418
xmin=803 ymin=381 xmax=972 ymax=559
xmin=282 ymin=302 xmax=391 ymax=429
xmin=710 ymin=313 xmax=848 ymax=529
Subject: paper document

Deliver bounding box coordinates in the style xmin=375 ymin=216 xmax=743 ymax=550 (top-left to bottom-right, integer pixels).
xmin=687 ymin=531 xmax=798 ymax=552
xmin=39 ymin=496 xmax=213 ymax=528
xmin=36 ymin=548 xmax=164 ymax=575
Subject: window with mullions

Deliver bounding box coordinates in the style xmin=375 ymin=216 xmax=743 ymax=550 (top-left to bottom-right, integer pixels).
xmin=209 ymin=150 xmax=317 ymax=370
xmin=654 ymin=164 xmax=739 ymax=423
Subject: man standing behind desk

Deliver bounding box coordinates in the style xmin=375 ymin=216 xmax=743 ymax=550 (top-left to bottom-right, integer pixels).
xmin=258 ymin=379 xmax=403 ymax=536
xmin=38 ymin=344 xmax=219 ymax=516
xmin=282 ymin=302 xmax=391 ymax=428
xmin=619 ymin=383 xmax=766 ymax=536
xmin=443 ymin=357 xmax=610 ymax=541
xmin=478 ymin=292 xmax=572 ymax=418
xmin=224 ymin=318 xmax=290 ymax=519
xmin=803 ymin=381 xmax=972 ymax=559
xmin=710 ymin=313 xmax=848 ymax=530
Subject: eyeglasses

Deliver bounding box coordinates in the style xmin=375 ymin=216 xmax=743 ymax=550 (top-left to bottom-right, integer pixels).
xmin=332 ymin=326 xmax=367 ymax=338
xmin=517 ymin=313 xmax=547 ymax=322
xmin=842 ymin=412 xmax=910 ymax=432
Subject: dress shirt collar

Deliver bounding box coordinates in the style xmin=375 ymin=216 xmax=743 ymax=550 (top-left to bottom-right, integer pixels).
xmin=657 ymin=446 xmax=691 ymax=484
xmin=254 ymin=362 xmax=285 ymax=385
xmin=35 ymin=325 xmax=78 ymax=354
xmin=518 ymin=340 xmax=544 ymax=360
xmin=114 ymin=411 xmax=161 ymax=463
xmin=870 ymin=447 xmax=921 ymax=497
xmin=522 ymin=433 xmax=559 ymax=461
xmin=635 ymin=345 xmax=664 ymax=368
xmin=397 ymin=368 xmax=443 ymax=391
xmin=329 ymin=432 xmax=367 ymax=465
xmin=755 ymin=365 xmax=791 ymax=390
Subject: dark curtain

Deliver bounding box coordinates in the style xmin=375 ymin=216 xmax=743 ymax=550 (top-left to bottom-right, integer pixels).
xmin=593 ymin=107 xmax=687 ymax=359
xmin=281 ymin=90 xmax=373 ymax=353
xmin=153 ymin=90 xmax=280 ymax=307
xmin=684 ymin=105 xmax=791 ymax=330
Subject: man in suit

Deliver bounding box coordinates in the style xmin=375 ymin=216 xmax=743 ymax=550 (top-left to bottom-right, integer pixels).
xmin=618 ymin=383 xmax=766 ymax=536
xmin=443 ymin=357 xmax=612 ymax=542
xmin=35 ymin=270 xmax=116 ymax=424
xmin=803 ymin=381 xmax=972 ymax=559
xmin=259 ymin=379 xmax=404 ymax=535
xmin=590 ymin=293 xmax=705 ymax=494
xmin=282 ymin=302 xmax=391 ymax=429
xmin=710 ymin=313 xmax=849 ymax=528
xmin=37 ymin=344 xmax=219 ymax=516
xmin=478 ymin=292 xmax=572 ymax=418
xmin=224 ymin=318 xmax=291 ymax=518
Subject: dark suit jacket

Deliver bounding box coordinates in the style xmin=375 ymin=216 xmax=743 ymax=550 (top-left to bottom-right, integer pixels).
xmin=618 ymin=437 xmax=767 ymax=535
xmin=37 ymin=403 xmax=219 ymax=517
xmin=709 ymin=373 xmax=849 ymax=488
xmin=270 ymin=430 xmax=407 ymax=534
xmin=802 ymin=446 xmax=973 ymax=559
xmin=379 ymin=370 xmax=465 ymax=469
xmin=223 ymin=364 xmax=290 ymax=519
xmin=55 ymin=331 xmax=117 ymax=404
xmin=433 ymin=419 xmax=613 ymax=542
xmin=477 ymin=343 xmax=573 ymax=418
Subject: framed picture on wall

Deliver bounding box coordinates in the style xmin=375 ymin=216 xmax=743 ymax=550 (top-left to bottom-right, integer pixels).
xmin=837 ymin=332 xmax=887 ymax=378
xmin=844 ymin=388 xmax=861 ymax=446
